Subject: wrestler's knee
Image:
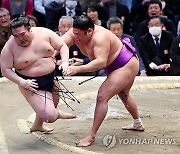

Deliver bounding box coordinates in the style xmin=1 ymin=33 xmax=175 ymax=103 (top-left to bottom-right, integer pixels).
xmin=96 ymin=92 xmax=109 ymax=104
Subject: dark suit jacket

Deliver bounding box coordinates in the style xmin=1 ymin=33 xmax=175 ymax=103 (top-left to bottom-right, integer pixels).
xmin=134 ymin=16 xmax=177 ymax=47
xmin=45 ymin=2 xmax=83 ymax=31
xmin=170 ymin=35 xmax=180 ymax=75
xmin=139 ymin=30 xmax=174 ymax=76
xmin=103 ymin=2 xmax=130 ymax=34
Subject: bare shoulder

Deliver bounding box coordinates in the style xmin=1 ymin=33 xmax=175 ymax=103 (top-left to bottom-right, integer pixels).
xmin=92 ymin=26 xmax=111 ymax=43
xmin=1 ymin=36 xmax=15 ymax=54
xmin=31 ymin=27 xmax=54 ymax=35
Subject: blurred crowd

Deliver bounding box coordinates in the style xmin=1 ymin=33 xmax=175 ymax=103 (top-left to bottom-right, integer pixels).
xmin=0 ymin=0 xmax=180 ymax=77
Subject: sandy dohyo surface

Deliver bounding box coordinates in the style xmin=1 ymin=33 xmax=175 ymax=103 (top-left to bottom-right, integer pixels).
xmin=0 ymin=76 xmax=180 ymax=154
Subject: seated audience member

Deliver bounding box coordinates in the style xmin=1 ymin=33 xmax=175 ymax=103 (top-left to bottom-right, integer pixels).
xmin=27 ymin=15 xmax=40 ymax=27
xmin=100 ymin=0 xmax=130 ymax=34
xmin=107 ymin=16 xmax=147 ymax=76
xmin=134 ymin=0 xmax=176 ymax=47
xmin=0 ymin=7 xmax=11 ymax=77
xmin=170 ymin=35 xmax=180 ymax=76
xmin=56 ymin=16 xmax=104 ymax=76
xmin=33 ymin=0 xmax=65 ymax=27
xmin=85 ymin=2 xmax=107 ymax=28
xmin=45 ymin=0 xmax=83 ymax=31
xmin=2 ymin=0 xmax=33 ymax=18
xmin=138 ymin=16 xmax=174 ymax=76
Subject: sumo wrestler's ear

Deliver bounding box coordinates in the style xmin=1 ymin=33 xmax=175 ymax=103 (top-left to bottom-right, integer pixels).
xmin=87 ymin=28 xmax=93 ymax=35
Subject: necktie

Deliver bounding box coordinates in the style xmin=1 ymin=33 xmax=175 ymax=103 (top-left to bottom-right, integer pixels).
xmin=155 ymin=37 xmax=160 ymax=56
xmin=68 ymin=10 xmax=72 ymax=16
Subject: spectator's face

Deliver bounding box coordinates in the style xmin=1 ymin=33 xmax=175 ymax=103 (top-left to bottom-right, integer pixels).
xmin=148 ymin=18 xmax=162 ymax=28
xmin=58 ymin=19 xmax=73 ymax=35
xmin=148 ymin=18 xmax=162 ymax=37
xmin=0 ymin=11 xmax=11 ymax=28
xmin=109 ymin=23 xmax=123 ymax=38
xmin=12 ymin=26 xmax=32 ymax=47
xmin=148 ymin=4 xmax=162 ymax=17
xmin=29 ymin=19 xmax=37 ymax=27
xmin=87 ymin=8 xmax=98 ymax=22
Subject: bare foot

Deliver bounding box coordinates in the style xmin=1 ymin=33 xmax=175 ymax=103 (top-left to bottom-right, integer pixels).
xmin=76 ymin=135 xmax=95 ymax=147
xmin=122 ymin=124 xmax=145 ymax=131
xmin=30 ymin=126 xmax=54 ymax=133
xmin=58 ymin=109 xmax=77 ymax=119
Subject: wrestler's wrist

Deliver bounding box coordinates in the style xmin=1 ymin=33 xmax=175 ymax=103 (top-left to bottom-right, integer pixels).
xmin=62 ymin=61 xmax=69 ymax=67
xmin=19 ymin=78 xmax=25 ymax=87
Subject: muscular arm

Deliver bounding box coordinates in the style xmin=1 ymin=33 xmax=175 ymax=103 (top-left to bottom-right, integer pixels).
xmin=61 ymin=29 xmax=75 ymax=46
xmin=72 ymin=33 xmax=110 ymax=73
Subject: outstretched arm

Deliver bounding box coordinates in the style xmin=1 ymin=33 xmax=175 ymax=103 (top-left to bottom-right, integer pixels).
xmin=68 ymin=33 xmax=110 ymax=75
xmin=48 ymin=29 xmax=71 ymax=75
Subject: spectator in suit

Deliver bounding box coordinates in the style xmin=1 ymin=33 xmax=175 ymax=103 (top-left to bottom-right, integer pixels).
xmin=100 ymin=0 xmax=130 ymax=34
xmin=107 ymin=16 xmax=147 ymax=76
xmin=2 ymin=0 xmax=33 ymax=18
xmin=33 ymin=0 xmax=64 ymax=27
xmin=0 ymin=7 xmax=11 ymax=77
xmin=134 ymin=0 xmax=176 ymax=47
xmin=170 ymin=35 xmax=180 ymax=76
xmin=45 ymin=0 xmax=83 ymax=31
xmin=138 ymin=16 xmax=174 ymax=76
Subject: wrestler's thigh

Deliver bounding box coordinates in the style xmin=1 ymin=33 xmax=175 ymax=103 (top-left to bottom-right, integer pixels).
xmin=99 ymin=57 xmax=138 ymax=100
xmin=19 ymin=87 xmax=56 ymax=116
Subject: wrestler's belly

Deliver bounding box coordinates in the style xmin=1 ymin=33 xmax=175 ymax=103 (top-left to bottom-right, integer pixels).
xmin=16 ymin=57 xmax=56 ymax=77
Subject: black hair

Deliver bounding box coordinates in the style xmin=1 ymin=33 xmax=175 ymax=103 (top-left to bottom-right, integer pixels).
xmin=147 ymin=16 xmax=162 ymax=24
xmin=148 ymin=0 xmax=162 ymax=10
xmin=73 ymin=14 xmax=94 ymax=31
xmin=10 ymin=16 xmax=31 ymax=30
xmin=85 ymin=2 xmax=101 ymax=14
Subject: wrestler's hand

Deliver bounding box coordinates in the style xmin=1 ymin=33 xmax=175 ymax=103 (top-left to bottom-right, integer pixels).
xmin=19 ymin=79 xmax=38 ymax=92
xmin=68 ymin=66 xmax=79 ymax=76
xmin=59 ymin=61 xmax=70 ymax=76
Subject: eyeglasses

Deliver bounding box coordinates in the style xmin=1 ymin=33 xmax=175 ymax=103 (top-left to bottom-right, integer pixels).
xmin=0 ymin=14 xmax=9 ymax=20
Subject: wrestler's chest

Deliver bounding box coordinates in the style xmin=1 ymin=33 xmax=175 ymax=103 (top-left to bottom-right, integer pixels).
xmin=13 ymin=45 xmax=53 ymax=67
xmin=77 ymin=44 xmax=94 ymax=59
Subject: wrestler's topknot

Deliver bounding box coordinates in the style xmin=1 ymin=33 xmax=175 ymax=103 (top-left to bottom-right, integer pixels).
xmin=73 ymin=13 xmax=94 ymax=31
xmin=10 ymin=16 xmax=30 ymax=29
